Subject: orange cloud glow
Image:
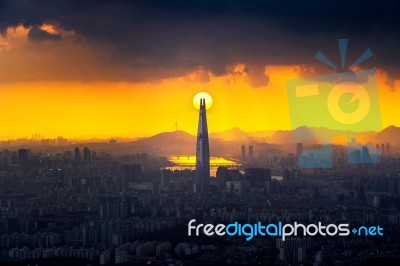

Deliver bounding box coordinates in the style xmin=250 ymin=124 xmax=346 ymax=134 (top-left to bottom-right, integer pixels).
xmin=0 ymin=25 xmax=399 ymax=140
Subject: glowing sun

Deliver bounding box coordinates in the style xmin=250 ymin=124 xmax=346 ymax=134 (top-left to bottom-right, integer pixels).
xmin=193 ymin=92 xmax=213 ymax=110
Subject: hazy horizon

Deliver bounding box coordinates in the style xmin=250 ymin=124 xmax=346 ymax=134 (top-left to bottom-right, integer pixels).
xmin=1 ymin=124 xmax=398 ymax=143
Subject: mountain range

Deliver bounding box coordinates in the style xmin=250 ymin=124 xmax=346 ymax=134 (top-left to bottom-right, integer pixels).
xmin=209 ymin=125 xmax=400 ymax=145
xmin=115 ymin=125 xmax=400 ymax=155
xmin=5 ymin=126 xmax=398 ymax=156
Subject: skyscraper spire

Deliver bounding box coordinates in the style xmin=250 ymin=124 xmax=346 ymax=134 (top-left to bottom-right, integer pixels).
xmin=195 ymin=98 xmax=210 ymax=194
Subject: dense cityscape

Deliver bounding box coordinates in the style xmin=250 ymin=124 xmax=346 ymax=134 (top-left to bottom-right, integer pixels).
xmin=2 ymin=1 xmax=400 ymax=266
xmin=0 ymin=132 xmax=399 ymax=265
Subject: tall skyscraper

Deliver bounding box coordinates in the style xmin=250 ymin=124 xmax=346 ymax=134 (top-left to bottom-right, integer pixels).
xmin=83 ymin=147 xmax=91 ymax=163
xmin=195 ymin=98 xmax=210 ymax=194
xmin=296 ymin=143 xmax=303 ymax=158
xmin=248 ymin=145 xmax=254 ymax=161
xmin=241 ymin=145 xmax=246 ymax=161
xmin=74 ymin=147 xmax=81 ymax=162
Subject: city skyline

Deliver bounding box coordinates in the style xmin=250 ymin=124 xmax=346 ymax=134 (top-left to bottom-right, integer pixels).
xmin=1 ymin=124 xmax=399 ymax=144
xmin=1 ymin=1 xmax=400 ymax=266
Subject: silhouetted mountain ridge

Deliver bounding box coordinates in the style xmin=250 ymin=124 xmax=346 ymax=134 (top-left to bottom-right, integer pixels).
xmin=119 ymin=126 xmax=399 ymax=155
xmin=369 ymin=125 xmax=400 ymax=145
xmin=135 ymin=130 xmax=196 ymax=144
xmin=136 ymin=125 xmax=400 ymax=145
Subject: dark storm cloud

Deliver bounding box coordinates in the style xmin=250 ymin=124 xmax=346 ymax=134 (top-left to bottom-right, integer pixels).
xmin=0 ymin=0 xmax=399 ymax=83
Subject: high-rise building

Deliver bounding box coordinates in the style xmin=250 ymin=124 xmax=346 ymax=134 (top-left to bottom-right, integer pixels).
xmin=298 ymin=247 xmax=306 ymax=262
xmin=17 ymin=149 xmax=30 ymax=169
xmin=248 ymin=145 xmax=254 ymax=161
xmin=361 ymin=146 xmax=370 ymax=163
xmin=124 ymin=164 xmax=141 ymax=187
xmin=283 ymin=169 xmax=290 ymax=183
xmin=74 ymin=147 xmax=81 ymax=162
xmin=246 ymin=168 xmax=272 ymax=183
xmin=195 ymin=98 xmax=210 ymax=194
xmin=18 ymin=149 xmax=29 ymax=162
xmin=241 ymin=145 xmax=246 ymax=161
xmin=296 ymin=143 xmax=303 ymax=158
xmin=161 ymin=169 xmax=172 ymax=191
xmin=83 ymin=147 xmax=91 ymax=163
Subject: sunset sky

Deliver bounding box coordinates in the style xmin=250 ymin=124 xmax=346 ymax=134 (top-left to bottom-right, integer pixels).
xmin=0 ymin=0 xmax=399 ymax=139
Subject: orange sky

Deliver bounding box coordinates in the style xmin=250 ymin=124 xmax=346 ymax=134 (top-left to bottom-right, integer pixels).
xmin=0 ymin=25 xmax=399 ymax=139
xmin=0 ymin=66 xmax=399 ymax=139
